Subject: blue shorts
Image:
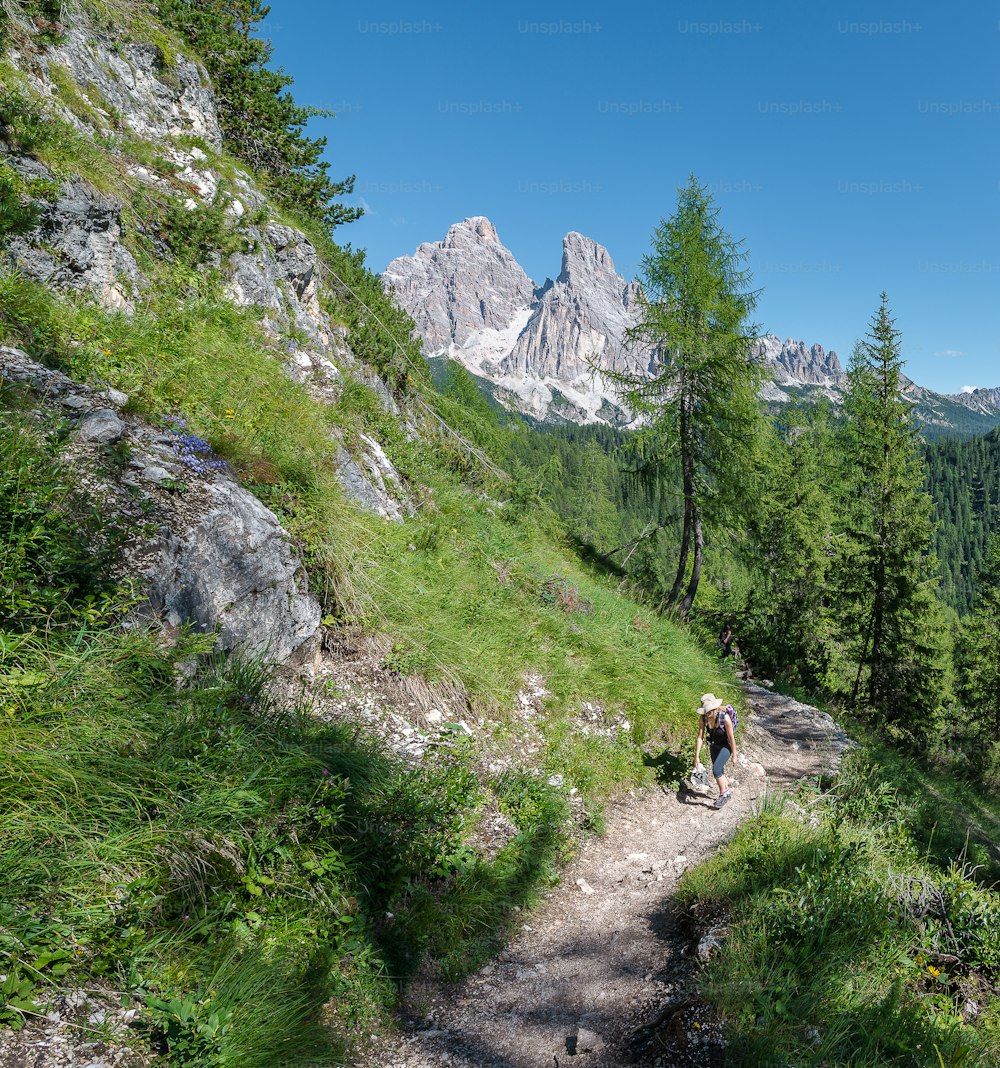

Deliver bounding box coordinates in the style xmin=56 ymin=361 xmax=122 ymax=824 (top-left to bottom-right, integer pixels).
xmin=710 ymin=745 xmax=732 ymax=778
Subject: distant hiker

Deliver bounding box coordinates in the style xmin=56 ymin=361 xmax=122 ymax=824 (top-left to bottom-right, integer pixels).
xmin=719 ymin=622 xmax=734 ymax=658
xmin=693 ymin=693 xmax=738 ymax=808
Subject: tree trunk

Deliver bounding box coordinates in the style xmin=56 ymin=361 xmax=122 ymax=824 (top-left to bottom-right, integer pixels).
xmin=665 ymin=387 xmax=693 ymax=611
xmin=994 ymin=642 xmax=1000 ymax=738
xmin=664 ymin=505 xmax=691 ymax=611
xmin=850 ymin=617 xmax=872 ymax=710
xmin=868 ymin=499 xmax=889 ymax=710
xmin=673 ymin=386 xmax=701 ymax=617
xmin=680 ymin=506 xmax=704 ymax=616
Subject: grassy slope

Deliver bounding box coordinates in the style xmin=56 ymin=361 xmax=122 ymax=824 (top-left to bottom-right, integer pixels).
xmin=0 ymin=14 xmax=730 ymax=1066
xmin=0 ymin=297 xmax=725 ymax=1063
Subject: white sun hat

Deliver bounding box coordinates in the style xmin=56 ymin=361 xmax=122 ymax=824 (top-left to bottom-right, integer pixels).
xmin=699 ymin=693 xmax=724 ymax=714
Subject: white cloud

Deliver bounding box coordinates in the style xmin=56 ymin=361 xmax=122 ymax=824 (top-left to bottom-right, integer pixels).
xmin=960 ymin=385 xmax=980 ymax=394
xmin=357 ymin=197 xmax=375 ymax=216
xmin=934 ymin=348 xmax=964 ymax=358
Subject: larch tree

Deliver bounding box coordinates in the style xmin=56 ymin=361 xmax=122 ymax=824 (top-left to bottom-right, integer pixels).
xmin=607 ymin=175 xmax=765 ymax=617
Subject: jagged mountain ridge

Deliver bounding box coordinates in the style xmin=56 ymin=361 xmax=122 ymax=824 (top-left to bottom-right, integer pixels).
xmin=384 ymin=216 xmax=851 ymax=423
xmin=385 ymin=217 xmax=652 ymax=423
xmin=385 ymin=218 xmax=1000 ymax=434
xmin=956 ymin=385 xmax=1000 ymax=415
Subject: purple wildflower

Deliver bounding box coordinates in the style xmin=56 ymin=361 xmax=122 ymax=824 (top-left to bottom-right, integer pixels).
xmin=162 ymin=417 xmax=229 ymax=476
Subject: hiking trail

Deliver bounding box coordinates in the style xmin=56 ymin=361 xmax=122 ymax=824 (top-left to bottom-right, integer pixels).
xmin=372 ymin=684 xmax=851 ymax=1068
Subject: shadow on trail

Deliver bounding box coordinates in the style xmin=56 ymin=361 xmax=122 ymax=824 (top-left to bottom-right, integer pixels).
xmin=642 ymin=747 xmax=687 ymax=787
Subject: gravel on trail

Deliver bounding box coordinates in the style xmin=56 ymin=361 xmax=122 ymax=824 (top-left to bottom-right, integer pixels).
xmin=372 ymin=685 xmax=852 ymax=1068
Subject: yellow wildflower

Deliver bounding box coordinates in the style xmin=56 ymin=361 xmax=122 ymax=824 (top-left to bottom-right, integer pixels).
xmin=224 ymin=409 xmax=236 ymax=420
xmin=928 ymin=965 xmax=941 ymax=977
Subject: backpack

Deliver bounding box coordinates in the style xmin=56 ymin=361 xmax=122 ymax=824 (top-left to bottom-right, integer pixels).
xmin=724 ymin=704 xmax=739 ymax=735
xmin=708 ymin=705 xmax=739 ymax=743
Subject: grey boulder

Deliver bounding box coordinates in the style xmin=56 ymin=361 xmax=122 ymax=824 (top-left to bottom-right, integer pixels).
xmin=75 ymin=408 xmax=124 ymax=444
xmin=146 ymin=479 xmax=320 ymax=664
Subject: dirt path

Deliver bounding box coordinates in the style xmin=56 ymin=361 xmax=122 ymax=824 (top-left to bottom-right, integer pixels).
xmin=374 ymin=685 xmax=851 ymax=1068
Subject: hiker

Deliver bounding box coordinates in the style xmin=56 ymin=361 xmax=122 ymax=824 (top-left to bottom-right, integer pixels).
xmin=719 ymin=622 xmax=734 ymax=658
xmin=693 ymin=693 xmax=738 ymax=808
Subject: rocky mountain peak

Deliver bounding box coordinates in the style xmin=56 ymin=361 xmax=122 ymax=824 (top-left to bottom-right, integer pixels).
xmin=501 ymin=231 xmax=649 ymax=386
xmin=386 ymin=219 xmax=982 ymax=427
xmin=949 ymin=385 xmax=1000 ymax=417
xmin=384 ymin=216 xmax=534 ymax=352
xmin=558 ymin=231 xmax=616 ymax=286
xmin=754 ymin=335 xmax=845 ymax=389
xmin=443 ymin=215 xmax=501 ymax=248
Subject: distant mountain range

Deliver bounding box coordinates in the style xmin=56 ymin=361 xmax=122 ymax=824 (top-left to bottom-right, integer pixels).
xmin=384 ymin=218 xmax=1000 ymax=438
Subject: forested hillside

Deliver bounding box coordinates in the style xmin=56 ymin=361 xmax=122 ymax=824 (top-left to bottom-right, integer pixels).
xmin=925 ymin=427 xmax=1000 ymax=612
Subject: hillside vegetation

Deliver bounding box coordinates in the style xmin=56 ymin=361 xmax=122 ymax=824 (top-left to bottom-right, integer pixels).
xmin=678 ymin=748 xmax=1000 ymax=1067
xmin=0 ymin=2 xmax=728 ymax=1063
xmin=0 ymin=2 xmax=997 ymax=1067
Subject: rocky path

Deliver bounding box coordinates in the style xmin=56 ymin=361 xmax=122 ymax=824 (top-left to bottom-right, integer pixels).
xmin=374 ymin=685 xmax=851 ymax=1068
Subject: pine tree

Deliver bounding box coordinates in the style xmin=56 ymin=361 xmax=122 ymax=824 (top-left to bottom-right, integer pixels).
xmin=956 ymin=533 xmax=1000 ymax=740
xmin=158 ymin=0 xmax=362 ymax=231
xmin=837 ymin=294 xmax=945 ymax=733
xmin=751 ymin=405 xmax=836 ymax=689
xmin=606 ymin=175 xmax=765 ymax=616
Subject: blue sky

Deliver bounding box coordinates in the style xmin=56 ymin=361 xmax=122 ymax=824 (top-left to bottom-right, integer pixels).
xmin=268 ymin=1 xmax=1000 ymax=393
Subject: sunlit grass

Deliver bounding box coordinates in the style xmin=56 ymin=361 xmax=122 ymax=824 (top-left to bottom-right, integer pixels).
xmin=676 ymin=757 xmax=1000 ymax=1067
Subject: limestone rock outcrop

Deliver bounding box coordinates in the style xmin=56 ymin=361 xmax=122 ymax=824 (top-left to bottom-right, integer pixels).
xmin=1 ymin=347 xmax=320 ymax=664
xmin=21 ymin=19 xmax=223 ymax=149
xmin=145 ymin=479 xmax=320 ymax=662
xmin=6 ymin=160 xmax=141 ymax=310
xmin=4 ymin=10 xmax=333 ymax=346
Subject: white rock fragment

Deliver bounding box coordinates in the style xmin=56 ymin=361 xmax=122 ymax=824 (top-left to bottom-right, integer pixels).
xmin=696 ymin=927 xmax=726 ymax=962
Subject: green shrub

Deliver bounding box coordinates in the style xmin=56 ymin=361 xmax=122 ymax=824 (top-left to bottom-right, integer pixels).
xmin=0 ymin=177 xmax=41 ymax=246
xmin=158 ymin=188 xmax=253 ymax=268
xmin=0 ymin=403 xmax=120 ymax=629
xmin=677 ymin=783 xmax=1000 ymax=1067
xmin=156 ymin=0 xmax=361 ymax=232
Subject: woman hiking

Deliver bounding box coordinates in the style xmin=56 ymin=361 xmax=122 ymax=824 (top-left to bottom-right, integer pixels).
xmin=693 ymin=693 xmax=738 ymax=808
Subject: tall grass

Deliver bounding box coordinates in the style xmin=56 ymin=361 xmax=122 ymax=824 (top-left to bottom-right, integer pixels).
xmin=676 ymin=756 xmax=1000 ymax=1067
xmin=0 ymin=615 xmax=578 ymax=1061
xmin=0 ymin=308 xmax=730 ymax=1060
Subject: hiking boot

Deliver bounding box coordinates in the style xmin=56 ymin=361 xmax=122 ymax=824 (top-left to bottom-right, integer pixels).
xmin=714 ymin=790 xmax=732 ymax=809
